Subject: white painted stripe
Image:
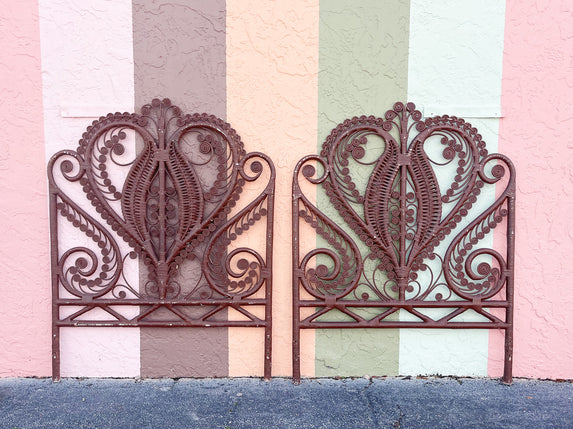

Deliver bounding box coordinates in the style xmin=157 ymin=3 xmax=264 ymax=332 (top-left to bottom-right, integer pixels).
xmin=60 ymin=105 xmax=135 ymax=118
xmin=39 ymin=0 xmax=139 ymax=377
xmin=403 ymin=0 xmax=506 ymax=377
xmin=422 ymin=105 xmax=502 ymax=118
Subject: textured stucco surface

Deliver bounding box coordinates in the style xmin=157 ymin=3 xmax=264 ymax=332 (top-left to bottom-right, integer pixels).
xmin=133 ymin=0 xmax=226 ymax=117
xmin=139 ymin=328 xmax=228 ymax=377
xmin=38 ymin=0 xmax=138 ymax=377
xmin=315 ymin=0 xmax=410 ymax=377
xmin=403 ymin=0 xmax=506 ymax=377
xmin=2 ymin=0 xmax=573 ymax=381
xmin=227 ymin=0 xmax=319 ymax=376
xmin=500 ymin=0 xmax=573 ymax=379
xmin=133 ymin=0 xmax=229 ymax=377
xmin=0 ymin=0 xmax=51 ymax=377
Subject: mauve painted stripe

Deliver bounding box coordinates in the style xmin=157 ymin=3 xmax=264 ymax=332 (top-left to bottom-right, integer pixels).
xmin=133 ymin=0 xmax=226 ymax=117
xmin=133 ymin=0 xmax=228 ymax=377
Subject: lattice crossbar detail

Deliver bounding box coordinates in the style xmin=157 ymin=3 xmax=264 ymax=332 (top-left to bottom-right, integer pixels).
xmin=292 ymin=102 xmax=515 ymax=383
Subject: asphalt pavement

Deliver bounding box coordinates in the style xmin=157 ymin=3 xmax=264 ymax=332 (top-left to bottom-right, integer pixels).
xmin=1 ymin=377 xmax=572 ymax=428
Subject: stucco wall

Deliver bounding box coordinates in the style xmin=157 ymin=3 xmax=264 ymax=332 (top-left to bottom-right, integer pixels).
xmin=0 ymin=0 xmax=571 ymax=380
xmin=403 ymin=0 xmax=506 ymax=377
xmin=0 ymin=0 xmax=51 ymax=377
xmin=133 ymin=0 xmax=229 ymax=379
xmin=38 ymin=0 xmax=138 ymax=378
xmin=314 ymin=0 xmax=410 ymax=377
xmin=500 ymin=0 xmax=573 ymax=379
xmin=227 ymin=0 xmax=319 ymax=376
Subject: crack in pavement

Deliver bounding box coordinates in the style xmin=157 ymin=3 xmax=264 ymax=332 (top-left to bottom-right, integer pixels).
xmin=394 ymin=404 xmax=404 ymax=428
xmin=360 ymin=378 xmax=384 ymax=428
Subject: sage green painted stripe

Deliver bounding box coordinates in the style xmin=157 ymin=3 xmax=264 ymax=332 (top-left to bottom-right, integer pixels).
xmin=315 ymin=0 xmax=411 ymax=377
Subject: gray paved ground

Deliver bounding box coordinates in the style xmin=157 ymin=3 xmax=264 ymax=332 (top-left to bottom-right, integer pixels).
xmin=0 ymin=377 xmax=572 ymax=428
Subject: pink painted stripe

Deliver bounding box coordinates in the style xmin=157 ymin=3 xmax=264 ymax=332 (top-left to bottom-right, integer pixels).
xmin=499 ymin=0 xmax=573 ymax=379
xmin=0 ymin=0 xmax=51 ymax=376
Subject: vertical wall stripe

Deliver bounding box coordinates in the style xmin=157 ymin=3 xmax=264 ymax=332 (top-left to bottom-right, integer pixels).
xmin=39 ymin=0 xmax=138 ymax=377
xmin=0 ymin=0 xmax=51 ymax=377
xmin=132 ymin=0 xmax=228 ymax=377
xmin=499 ymin=0 xmax=573 ymax=379
xmin=315 ymin=0 xmax=411 ymax=377
xmin=132 ymin=0 xmax=226 ymax=118
xmin=404 ymin=0 xmax=506 ymax=377
xmin=227 ymin=0 xmax=319 ymax=376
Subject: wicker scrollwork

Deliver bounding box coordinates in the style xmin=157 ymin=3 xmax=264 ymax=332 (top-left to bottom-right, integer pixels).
xmin=293 ymin=102 xmax=515 ymax=383
xmin=49 ymin=99 xmax=274 ymax=380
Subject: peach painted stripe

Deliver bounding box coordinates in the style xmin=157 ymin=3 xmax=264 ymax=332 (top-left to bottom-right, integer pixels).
xmin=227 ymin=0 xmax=319 ymax=376
xmin=499 ymin=0 xmax=573 ymax=379
xmin=0 ymin=0 xmax=51 ymax=377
